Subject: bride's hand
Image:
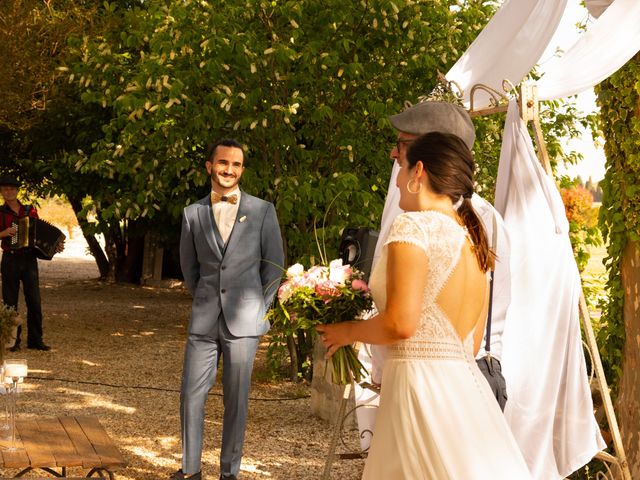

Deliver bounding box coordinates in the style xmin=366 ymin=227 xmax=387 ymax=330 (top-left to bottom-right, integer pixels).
xmin=316 ymin=323 xmax=354 ymax=359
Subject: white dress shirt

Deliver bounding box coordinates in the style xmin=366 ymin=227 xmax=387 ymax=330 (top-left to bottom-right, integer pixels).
xmin=211 ymin=188 xmax=240 ymax=244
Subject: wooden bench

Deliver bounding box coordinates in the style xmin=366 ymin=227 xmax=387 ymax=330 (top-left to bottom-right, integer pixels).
xmin=0 ymin=416 xmax=127 ymax=479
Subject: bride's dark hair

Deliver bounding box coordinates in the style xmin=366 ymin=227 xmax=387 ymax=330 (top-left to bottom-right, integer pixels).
xmin=406 ymin=132 xmax=495 ymax=272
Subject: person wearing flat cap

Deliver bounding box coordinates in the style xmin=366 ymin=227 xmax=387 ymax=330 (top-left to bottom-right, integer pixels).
xmin=0 ymin=175 xmax=51 ymax=351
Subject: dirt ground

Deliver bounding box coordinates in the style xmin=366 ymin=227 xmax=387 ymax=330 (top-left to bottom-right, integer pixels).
xmin=1 ymin=231 xmax=365 ymax=479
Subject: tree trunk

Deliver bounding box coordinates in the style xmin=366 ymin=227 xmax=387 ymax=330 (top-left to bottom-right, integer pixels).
xmin=117 ymin=233 xmax=144 ymax=283
xmin=103 ymin=228 xmax=119 ymax=283
xmin=618 ymin=240 xmax=640 ymax=478
xmin=67 ymin=196 xmax=109 ymax=279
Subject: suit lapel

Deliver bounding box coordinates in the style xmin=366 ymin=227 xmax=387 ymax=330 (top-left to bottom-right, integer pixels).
xmin=197 ymin=199 xmax=223 ymax=259
xmin=223 ymin=193 xmax=251 ymax=258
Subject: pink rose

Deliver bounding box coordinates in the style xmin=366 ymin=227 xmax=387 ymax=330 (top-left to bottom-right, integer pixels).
xmin=278 ymin=280 xmax=294 ymax=302
xmin=315 ymin=280 xmax=341 ymax=298
xmin=351 ymin=279 xmax=369 ymax=292
xmin=305 ymin=265 xmax=329 ymax=287
xmin=329 ymin=265 xmax=353 ymax=285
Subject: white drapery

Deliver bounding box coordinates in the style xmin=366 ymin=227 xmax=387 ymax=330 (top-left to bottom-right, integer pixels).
xmin=496 ymin=101 xmax=606 ymax=479
xmin=446 ymin=0 xmax=568 ymax=109
xmin=446 ymin=0 xmax=640 ymax=107
xmin=537 ymin=0 xmax=640 ymax=101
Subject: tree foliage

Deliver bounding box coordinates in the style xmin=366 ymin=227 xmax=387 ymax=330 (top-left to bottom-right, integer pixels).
xmin=594 ymin=52 xmax=640 ymax=478
xmin=60 ymin=0 xmax=498 ymax=263
xmin=594 ymin=54 xmax=640 ymax=392
xmin=0 ymin=0 xmax=70 ymax=131
xmin=560 ymin=184 xmax=601 ymax=273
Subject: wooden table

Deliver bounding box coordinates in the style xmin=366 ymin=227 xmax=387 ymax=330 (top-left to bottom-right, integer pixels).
xmin=0 ymin=416 xmax=126 ymax=479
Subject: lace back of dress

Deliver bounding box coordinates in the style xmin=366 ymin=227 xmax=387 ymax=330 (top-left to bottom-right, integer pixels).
xmin=385 ymin=212 xmax=471 ymax=361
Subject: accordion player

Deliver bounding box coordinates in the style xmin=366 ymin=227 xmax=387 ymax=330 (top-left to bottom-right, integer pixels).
xmin=10 ymin=216 xmax=66 ymax=260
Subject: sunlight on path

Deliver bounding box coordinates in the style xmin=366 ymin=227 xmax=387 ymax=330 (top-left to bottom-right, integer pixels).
xmin=38 ymin=226 xmax=100 ymax=283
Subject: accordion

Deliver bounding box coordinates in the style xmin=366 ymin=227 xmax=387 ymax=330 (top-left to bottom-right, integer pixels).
xmin=10 ymin=217 xmax=66 ymax=260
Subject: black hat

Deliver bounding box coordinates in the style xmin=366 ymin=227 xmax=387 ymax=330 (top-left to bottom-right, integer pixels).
xmin=0 ymin=176 xmax=20 ymax=187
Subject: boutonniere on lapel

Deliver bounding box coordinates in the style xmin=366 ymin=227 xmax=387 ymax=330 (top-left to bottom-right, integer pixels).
xmin=238 ymin=215 xmax=247 ymax=223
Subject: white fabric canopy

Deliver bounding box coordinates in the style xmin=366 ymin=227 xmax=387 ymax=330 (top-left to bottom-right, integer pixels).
xmin=496 ymin=101 xmax=606 ymax=479
xmin=446 ymin=0 xmax=640 ymax=107
xmin=537 ymin=0 xmax=640 ymax=100
xmin=446 ymin=0 xmax=568 ymax=109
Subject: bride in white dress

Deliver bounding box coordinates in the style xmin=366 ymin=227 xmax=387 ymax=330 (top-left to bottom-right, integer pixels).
xmin=318 ymin=132 xmax=531 ymax=479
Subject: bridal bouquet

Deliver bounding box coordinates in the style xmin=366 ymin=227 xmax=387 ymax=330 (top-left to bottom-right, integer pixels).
xmin=275 ymin=259 xmax=372 ymax=385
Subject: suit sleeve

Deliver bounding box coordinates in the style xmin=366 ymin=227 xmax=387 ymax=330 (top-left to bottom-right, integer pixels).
xmin=179 ymin=210 xmax=199 ymax=295
xmin=260 ymin=203 xmax=285 ymax=308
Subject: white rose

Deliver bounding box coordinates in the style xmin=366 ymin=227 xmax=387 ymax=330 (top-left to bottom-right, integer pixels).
xmin=329 ymin=258 xmax=343 ymax=270
xmin=286 ymin=263 xmax=305 ymax=279
xmin=329 ymin=259 xmax=348 ymax=284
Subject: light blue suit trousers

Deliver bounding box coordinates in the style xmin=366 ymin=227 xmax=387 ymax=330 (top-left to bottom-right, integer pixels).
xmin=181 ymin=314 xmax=259 ymax=477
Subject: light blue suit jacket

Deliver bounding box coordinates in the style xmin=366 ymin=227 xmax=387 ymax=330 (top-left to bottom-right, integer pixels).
xmin=179 ymin=191 xmax=284 ymax=337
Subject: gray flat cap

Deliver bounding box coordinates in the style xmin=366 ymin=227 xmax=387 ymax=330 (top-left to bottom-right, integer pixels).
xmin=389 ymin=101 xmax=475 ymax=149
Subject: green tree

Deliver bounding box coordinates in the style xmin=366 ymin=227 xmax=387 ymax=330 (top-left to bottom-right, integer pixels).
xmin=595 ymin=53 xmax=640 ymax=477
xmin=58 ymin=0 xmax=498 ymax=281
xmin=50 ymin=0 xmax=503 ymax=375
xmin=0 ymin=0 xmax=126 ymax=278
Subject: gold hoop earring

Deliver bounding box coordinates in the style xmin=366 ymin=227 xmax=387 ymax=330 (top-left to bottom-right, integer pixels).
xmin=406 ymin=178 xmax=422 ymax=194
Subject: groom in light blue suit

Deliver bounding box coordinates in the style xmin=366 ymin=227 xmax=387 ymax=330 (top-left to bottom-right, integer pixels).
xmin=172 ymin=138 xmax=284 ymax=480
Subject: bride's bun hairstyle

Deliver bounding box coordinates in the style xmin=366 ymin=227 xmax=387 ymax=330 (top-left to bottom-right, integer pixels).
xmin=406 ymin=132 xmax=495 ymax=272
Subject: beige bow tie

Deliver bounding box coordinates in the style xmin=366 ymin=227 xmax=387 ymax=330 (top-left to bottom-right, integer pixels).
xmin=211 ymin=192 xmax=238 ymax=205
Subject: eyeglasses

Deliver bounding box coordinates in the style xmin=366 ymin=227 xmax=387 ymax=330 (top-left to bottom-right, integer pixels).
xmin=395 ymin=138 xmax=414 ymax=153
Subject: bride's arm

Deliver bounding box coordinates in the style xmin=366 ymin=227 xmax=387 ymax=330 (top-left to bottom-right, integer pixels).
xmin=317 ymin=241 xmax=428 ymax=358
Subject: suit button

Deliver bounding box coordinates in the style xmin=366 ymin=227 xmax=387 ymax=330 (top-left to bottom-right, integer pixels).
xmin=221 ymin=289 xmax=226 ymax=294
xmin=221 ymin=265 xmax=226 ymax=270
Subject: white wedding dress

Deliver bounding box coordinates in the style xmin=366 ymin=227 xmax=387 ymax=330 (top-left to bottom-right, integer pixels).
xmin=362 ymin=211 xmax=531 ymax=479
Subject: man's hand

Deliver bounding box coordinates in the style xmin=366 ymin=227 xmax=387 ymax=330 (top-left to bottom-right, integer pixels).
xmin=0 ymin=226 xmax=16 ymax=238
